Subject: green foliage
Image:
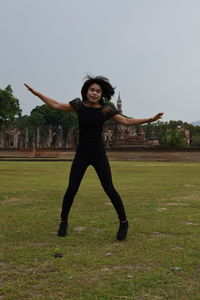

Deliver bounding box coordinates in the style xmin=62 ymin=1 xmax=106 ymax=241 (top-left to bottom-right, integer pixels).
xmin=18 ymin=104 xmax=78 ymax=144
xmin=17 ymin=115 xmax=29 ymax=130
xmin=30 ymin=105 xmax=78 ymax=130
xmin=142 ymin=121 xmax=168 ymax=145
xmin=142 ymin=123 xmax=154 ymax=139
xmin=191 ymin=134 xmax=200 ymax=147
xmin=0 ymin=85 xmax=21 ymax=130
xmin=156 ymin=121 xmax=168 ymax=145
xmin=167 ymin=120 xmax=183 ymax=130
xmin=142 ymin=120 xmax=195 ymax=147
xmin=165 ymin=130 xmax=186 ymax=148
xmin=187 ymin=125 xmax=200 ymax=145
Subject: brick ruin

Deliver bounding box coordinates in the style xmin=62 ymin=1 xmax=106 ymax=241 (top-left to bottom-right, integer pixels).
xmin=0 ymin=95 xmax=189 ymax=149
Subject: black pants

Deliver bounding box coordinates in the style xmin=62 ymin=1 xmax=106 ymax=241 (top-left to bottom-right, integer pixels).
xmin=60 ymin=145 xmax=127 ymax=221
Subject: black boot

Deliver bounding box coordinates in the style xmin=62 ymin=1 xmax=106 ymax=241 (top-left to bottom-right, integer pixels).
xmin=117 ymin=220 xmax=129 ymax=241
xmin=58 ymin=221 xmax=68 ymax=237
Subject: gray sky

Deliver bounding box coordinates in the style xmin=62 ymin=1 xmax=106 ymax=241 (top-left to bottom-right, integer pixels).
xmin=1 ymin=0 xmax=200 ymax=123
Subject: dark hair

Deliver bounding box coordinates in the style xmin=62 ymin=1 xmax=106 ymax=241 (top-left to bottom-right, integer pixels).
xmin=81 ymin=75 xmax=115 ymax=105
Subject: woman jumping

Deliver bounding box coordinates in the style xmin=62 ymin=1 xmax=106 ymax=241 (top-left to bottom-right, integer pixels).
xmin=24 ymin=76 xmax=163 ymax=241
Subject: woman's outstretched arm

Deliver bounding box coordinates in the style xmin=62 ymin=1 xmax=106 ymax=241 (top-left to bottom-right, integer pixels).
xmin=112 ymin=112 xmax=164 ymax=126
xmin=24 ymin=83 xmax=74 ymax=112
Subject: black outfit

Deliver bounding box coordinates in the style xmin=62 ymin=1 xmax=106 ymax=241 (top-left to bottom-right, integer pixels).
xmin=60 ymin=98 xmax=127 ymax=222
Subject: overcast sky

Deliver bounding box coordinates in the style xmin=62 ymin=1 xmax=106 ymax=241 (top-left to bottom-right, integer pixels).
xmin=1 ymin=0 xmax=200 ymax=123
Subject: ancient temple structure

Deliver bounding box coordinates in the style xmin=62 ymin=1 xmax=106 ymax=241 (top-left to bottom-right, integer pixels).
xmin=0 ymin=125 xmax=75 ymax=149
xmin=0 ymin=94 xmax=161 ymax=149
xmin=0 ymin=127 xmax=22 ymax=149
xmin=103 ymin=93 xmax=148 ymax=148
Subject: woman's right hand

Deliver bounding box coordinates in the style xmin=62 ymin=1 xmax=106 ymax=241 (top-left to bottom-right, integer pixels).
xmin=24 ymin=83 xmax=38 ymax=96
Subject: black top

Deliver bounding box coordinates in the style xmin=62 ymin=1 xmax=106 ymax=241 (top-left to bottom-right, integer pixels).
xmin=69 ymin=98 xmax=118 ymax=145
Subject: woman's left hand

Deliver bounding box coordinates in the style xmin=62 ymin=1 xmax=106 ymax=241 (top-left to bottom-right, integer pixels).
xmin=148 ymin=112 xmax=164 ymax=123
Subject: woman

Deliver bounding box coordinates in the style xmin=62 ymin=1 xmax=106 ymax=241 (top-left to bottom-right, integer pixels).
xmin=24 ymin=76 xmax=163 ymax=241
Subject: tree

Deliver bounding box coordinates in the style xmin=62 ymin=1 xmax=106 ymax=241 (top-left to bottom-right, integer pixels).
xmin=17 ymin=104 xmax=79 ymax=146
xmin=165 ymin=130 xmax=186 ymax=148
xmin=0 ymin=85 xmax=21 ymax=130
xmin=167 ymin=120 xmax=183 ymax=130
xmin=142 ymin=121 xmax=168 ymax=145
xmin=155 ymin=121 xmax=168 ymax=145
xmin=142 ymin=123 xmax=154 ymax=140
xmin=191 ymin=134 xmax=200 ymax=147
xmin=29 ymin=104 xmax=78 ymax=134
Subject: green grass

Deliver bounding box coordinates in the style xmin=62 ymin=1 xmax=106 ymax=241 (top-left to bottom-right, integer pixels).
xmin=1 ymin=161 xmax=200 ymax=299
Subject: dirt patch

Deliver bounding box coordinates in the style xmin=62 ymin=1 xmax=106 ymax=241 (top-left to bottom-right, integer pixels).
xmin=27 ymin=241 xmax=48 ymax=247
xmin=73 ymin=226 xmax=87 ymax=232
xmin=175 ymin=195 xmax=200 ymax=201
xmin=156 ymin=207 xmax=167 ymax=212
xmin=101 ymin=263 xmax=155 ymax=273
xmin=152 ymin=232 xmax=168 ymax=237
xmin=166 ymin=202 xmax=185 ymax=206
xmin=2 ymin=197 xmax=31 ymax=205
xmin=185 ymin=222 xmax=200 ymax=226
xmin=172 ymin=246 xmax=184 ymax=250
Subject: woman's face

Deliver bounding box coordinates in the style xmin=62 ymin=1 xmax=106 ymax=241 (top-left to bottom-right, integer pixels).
xmin=86 ymin=83 xmax=102 ymax=104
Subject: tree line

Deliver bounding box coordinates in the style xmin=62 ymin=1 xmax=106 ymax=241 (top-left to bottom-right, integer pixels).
xmin=0 ymin=85 xmax=79 ymax=145
xmin=1 ymin=85 xmax=200 ymax=148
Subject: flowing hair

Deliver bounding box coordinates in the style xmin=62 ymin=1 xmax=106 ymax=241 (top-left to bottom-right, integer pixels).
xmin=81 ymin=75 xmax=115 ymax=105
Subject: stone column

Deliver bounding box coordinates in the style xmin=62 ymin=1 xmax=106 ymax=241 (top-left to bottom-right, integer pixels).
xmin=57 ymin=126 xmax=63 ymax=148
xmin=36 ymin=128 xmax=40 ymax=148
xmin=13 ymin=134 xmax=18 ymax=148
xmin=0 ymin=132 xmax=4 ymax=148
xmin=47 ymin=126 xmax=53 ymax=148
xmin=25 ymin=127 xmax=29 ymax=148
xmin=66 ymin=128 xmax=74 ymax=148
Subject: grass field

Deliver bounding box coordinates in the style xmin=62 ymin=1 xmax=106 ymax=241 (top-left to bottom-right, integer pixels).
xmin=1 ymin=161 xmax=200 ymax=300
